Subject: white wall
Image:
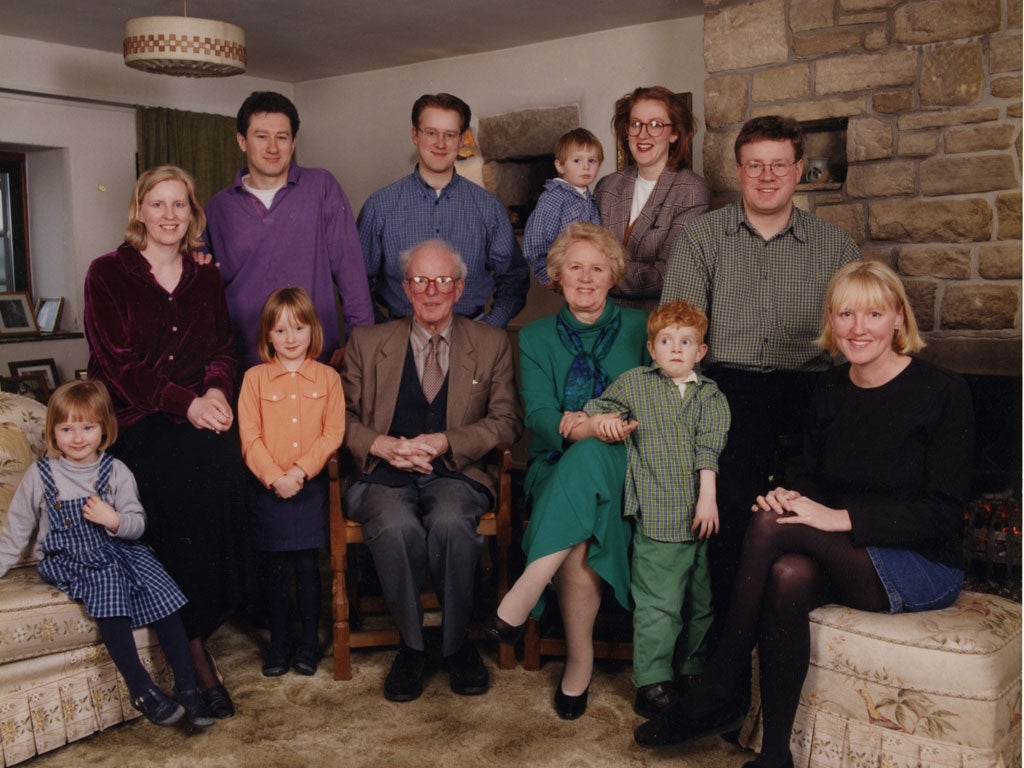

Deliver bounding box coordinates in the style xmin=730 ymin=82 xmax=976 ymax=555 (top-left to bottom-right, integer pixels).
xmin=0 ymin=34 xmax=288 ymax=380
xmin=294 ymin=17 xmax=705 ymax=211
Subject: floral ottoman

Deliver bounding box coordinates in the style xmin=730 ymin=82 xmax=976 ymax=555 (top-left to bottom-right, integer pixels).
xmin=740 ymin=590 xmax=1022 ymax=768
xmin=0 ymin=392 xmax=170 ymax=766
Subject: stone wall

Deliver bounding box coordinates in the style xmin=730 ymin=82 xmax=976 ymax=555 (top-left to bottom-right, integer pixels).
xmin=702 ymin=0 xmax=1022 ymax=374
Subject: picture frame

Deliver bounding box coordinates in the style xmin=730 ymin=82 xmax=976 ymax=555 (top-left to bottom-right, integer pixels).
xmin=8 ymin=358 xmax=60 ymax=390
xmin=34 ymin=297 xmax=64 ymax=334
xmin=0 ymin=373 xmax=50 ymax=405
xmin=0 ymin=292 xmax=38 ymax=335
xmin=75 ymin=369 xmax=89 ymax=381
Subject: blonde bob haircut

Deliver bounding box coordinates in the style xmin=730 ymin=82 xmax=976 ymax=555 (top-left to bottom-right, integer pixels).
xmin=257 ymin=286 xmax=325 ymax=364
xmin=45 ymin=380 xmax=119 ymax=457
xmin=817 ymin=260 xmax=925 ymax=358
xmin=546 ymin=222 xmax=626 ymax=293
xmin=124 ymin=165 xmax=206 ymax=254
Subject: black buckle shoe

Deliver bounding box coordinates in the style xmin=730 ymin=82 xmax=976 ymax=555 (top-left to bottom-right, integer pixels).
xmin=634 ymin=680 xmax=679 ymax=719
xmin=445 ymin=640 xmax=489 ymax=696
xmin=132 ymin=686 xmax=184 ymax=726
xmin=384 ymin=643 xmax=428 ymax=702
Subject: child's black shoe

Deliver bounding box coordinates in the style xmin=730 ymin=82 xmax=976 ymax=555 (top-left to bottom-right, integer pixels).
xmin=132 ymin=686 xmax=185 ymax=726
xmin=176 ymin=687 xmax=215 ymax=727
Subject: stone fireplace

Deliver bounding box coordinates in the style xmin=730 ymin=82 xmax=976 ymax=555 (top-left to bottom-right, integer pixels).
xmin=477 ymin=105 xmax=582 ymax=230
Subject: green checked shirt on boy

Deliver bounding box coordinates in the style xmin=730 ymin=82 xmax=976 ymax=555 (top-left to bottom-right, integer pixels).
xmin=584 ymin=365 xmax=731 ymax=542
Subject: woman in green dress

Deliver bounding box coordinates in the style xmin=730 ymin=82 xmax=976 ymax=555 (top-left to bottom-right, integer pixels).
xmin=486 ymin=222 xmax=648 ymax=718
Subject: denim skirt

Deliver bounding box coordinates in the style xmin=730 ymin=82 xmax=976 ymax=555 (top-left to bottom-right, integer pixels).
xmin=867 ymin=546 xmax=964 ymax=613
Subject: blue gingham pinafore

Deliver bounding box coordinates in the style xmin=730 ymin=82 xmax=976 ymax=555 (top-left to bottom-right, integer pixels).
xmin=36 ymin=454 xmax=187 ymax=627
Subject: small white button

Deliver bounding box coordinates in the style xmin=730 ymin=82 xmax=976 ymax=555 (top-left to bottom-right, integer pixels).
xmin=168 ymin=355 xmax=174 ymax=361
xmin=291 ymin=394 xmax=297 ymax=399
xmin=292 ymin=442 xmax=299 ymax=448
xmin=171 ymin=326 xmax=178 ymax=332
xmin=291 ymin=372 xmax=296 ymax=377
xmin=292 ymin=417 xmax=298 ymax=423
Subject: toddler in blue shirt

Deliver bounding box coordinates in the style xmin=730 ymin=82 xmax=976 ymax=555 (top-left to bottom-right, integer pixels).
xmin=522 ymin=128 xmax=603 ymax=286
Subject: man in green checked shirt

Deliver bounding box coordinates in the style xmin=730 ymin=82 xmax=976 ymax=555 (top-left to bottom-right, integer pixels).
xmin=582 ymin=301 xmax=731 ymax=721
xmin=659 ymin=115 xmax=860 ymax=698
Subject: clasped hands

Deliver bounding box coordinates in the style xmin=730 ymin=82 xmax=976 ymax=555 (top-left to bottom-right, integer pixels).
xmin=370 ymin=433 xmax=450 ymax=474
xmin=753 ymin=487 xmax=852 ymax=532
xmin=559 ymin=411 xmax=638 ymax=443
xmin=186 ymin=388 xmax=233 ymax=433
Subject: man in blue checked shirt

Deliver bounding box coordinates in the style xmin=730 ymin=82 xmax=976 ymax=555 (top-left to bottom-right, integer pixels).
xmin=357 ymin=93 xmax=529 ymax=328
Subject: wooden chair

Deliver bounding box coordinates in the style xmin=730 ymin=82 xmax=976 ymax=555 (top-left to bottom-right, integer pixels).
xmin=328 ymin=445 xmax=517 ymax=680
xmin=522 ymin=591 xmax=633 ymax=671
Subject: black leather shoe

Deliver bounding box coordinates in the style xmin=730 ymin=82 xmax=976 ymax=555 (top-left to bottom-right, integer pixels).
xmin=634 ymin=681 xmax=678 ymax=719
xmin=445 ymin=640 xmax=489 ymax=695
xmin=481 ymin=611 xmax=525 ymax=645
xmin=553 ymin=671 xmax=589 ymax=720
xmin=262 ymin=648 xmax=290 ymax=677
xmin=292 ymin=645 xmax=320 ymax=676
xmin=384 ymin=643 xmax=428 ymax=702
xmin=634 ymin=689 xmax=746 ymax=748
xmin=201 ymin=684 xmax=235 ymax=719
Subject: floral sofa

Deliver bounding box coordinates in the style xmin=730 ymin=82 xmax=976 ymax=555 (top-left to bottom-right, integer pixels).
xmin=740 ymin=589 xmax=1022 ymax=768
xmin=0 ymin=392 xmax=170 ymax=766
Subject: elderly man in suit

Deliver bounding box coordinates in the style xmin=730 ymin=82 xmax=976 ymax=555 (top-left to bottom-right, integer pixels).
xmin=342 ymin=239 xmax=522 ymax=702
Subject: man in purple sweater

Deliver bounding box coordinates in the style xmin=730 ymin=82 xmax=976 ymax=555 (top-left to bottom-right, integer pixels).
xmin=204 ymin=91 xmax=374 ymax=369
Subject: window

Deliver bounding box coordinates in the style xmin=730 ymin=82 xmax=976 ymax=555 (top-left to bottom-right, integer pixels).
xmin=0 ymin=152 xmax=30 ymax=296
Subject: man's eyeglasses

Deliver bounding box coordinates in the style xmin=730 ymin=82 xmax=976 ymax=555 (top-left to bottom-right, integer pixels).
xmin=740 ymin=160 xmax=797 ymax=178
xmin=416 ymin=127 xmax=463 ymax=145
xmin=406 ymin=275 xmax=458 ymax=293
xmin=627 ymin=119 xmax=673 ymax=138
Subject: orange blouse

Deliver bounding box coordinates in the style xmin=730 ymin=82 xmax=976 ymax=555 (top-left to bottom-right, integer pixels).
xmin=238 ymin=357 xmax=345 ymax=487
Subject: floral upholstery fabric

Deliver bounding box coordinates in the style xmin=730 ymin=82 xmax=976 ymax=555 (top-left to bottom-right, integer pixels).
xmin=0 ymin=393 xmax=168 ymax=767
xmin=740 ymin=590 xmax=1022 ymax=768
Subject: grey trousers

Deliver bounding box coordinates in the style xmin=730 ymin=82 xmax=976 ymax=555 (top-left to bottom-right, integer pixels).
xmin=343 ymin=476 xmax=488 ymax=656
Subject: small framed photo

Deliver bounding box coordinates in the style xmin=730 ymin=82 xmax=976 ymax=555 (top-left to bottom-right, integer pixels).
xmin=0 ymin=374 xmax=50 ymax=405
xmin=0 ymin=292 xmax=38 ymax=335
xmin=75 ymin=369 xmax=89 ymax=381
xmin=8 ymin=358 xmax=60 ymax=390
xmin=34 ymin=297 xmax=64 ymax=334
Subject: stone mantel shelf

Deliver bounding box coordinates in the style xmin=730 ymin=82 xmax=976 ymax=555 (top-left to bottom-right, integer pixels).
xmin=796 ymin=181 xmax=843 ymax=192
xmin=0 ymin=332 xmax=84 ymax=345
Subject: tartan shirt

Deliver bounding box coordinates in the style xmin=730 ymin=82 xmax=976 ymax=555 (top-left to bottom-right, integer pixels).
xmin=584 ymin=365 xmax=731 ymax=542
xmin=661 ymin=203 xmax=860 ymax=373
xmin=357 ymin=167 xmax=529 ymax=328
xmin=522 ymin=178 xmax=601 ymax=286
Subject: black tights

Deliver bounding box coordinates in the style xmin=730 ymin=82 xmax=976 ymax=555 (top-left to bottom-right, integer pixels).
xmin=98 ymin=613 xmax=196 ymax=698
xmin=705 ymin=508 xmax=890 ymax=766
xmin=262 ymin=549 xmax=321 ymax=655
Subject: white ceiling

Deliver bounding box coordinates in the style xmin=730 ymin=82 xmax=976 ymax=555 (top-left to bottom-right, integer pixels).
xmin=0 ymin=0 xmax=704 ymax=83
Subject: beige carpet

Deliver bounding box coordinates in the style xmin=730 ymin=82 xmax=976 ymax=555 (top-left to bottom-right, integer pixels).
xmin=28 ymin=621 xmax=755 ymax=768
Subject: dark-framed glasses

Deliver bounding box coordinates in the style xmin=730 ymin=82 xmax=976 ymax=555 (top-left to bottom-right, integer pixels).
xmin=416 ymin=127 xmax=463 ymax=145
xmin=627 ymin=119 xmax=673 ymax=137
xmin=407 ymin=275 xmax=458 ymax=293
xmin=740 ymin=160 xmax=796 ymax=178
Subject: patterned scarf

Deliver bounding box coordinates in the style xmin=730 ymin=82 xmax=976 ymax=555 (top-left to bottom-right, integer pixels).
xmin=556 ymin=308 xmax=622 ymax=411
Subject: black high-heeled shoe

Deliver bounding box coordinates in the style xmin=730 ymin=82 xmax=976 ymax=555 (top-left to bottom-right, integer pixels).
xmin=481 ymin=611 xmax=525 ymax=645
xmin=553 ymin=671 xmax=589 ymax=720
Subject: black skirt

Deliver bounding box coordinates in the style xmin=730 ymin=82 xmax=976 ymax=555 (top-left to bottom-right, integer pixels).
xmin=110 ymin=415 xmax=256 ymax=639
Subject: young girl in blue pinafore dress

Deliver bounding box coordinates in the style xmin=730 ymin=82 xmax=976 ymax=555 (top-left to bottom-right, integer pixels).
xmin=0 ymin=380 xmax=214 ymax=729
xmin=237 ymin=287 xmax=345 ymax=678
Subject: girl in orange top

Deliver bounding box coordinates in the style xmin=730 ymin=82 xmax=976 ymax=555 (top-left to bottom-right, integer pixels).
xmin=238 ymin=287 xmax=345 ymax=677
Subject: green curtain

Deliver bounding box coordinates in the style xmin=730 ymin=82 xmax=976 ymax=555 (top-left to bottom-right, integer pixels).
xmin=135 ymin=107 xmax=240 ymax=205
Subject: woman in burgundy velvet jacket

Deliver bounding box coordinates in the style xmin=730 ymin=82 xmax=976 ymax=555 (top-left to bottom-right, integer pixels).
xmin=84 ymin=165 xmax=249 ymax=720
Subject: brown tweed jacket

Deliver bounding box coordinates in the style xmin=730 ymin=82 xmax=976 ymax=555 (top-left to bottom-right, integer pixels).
xmin=594 ymin=165 xmax=711 ymax=312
